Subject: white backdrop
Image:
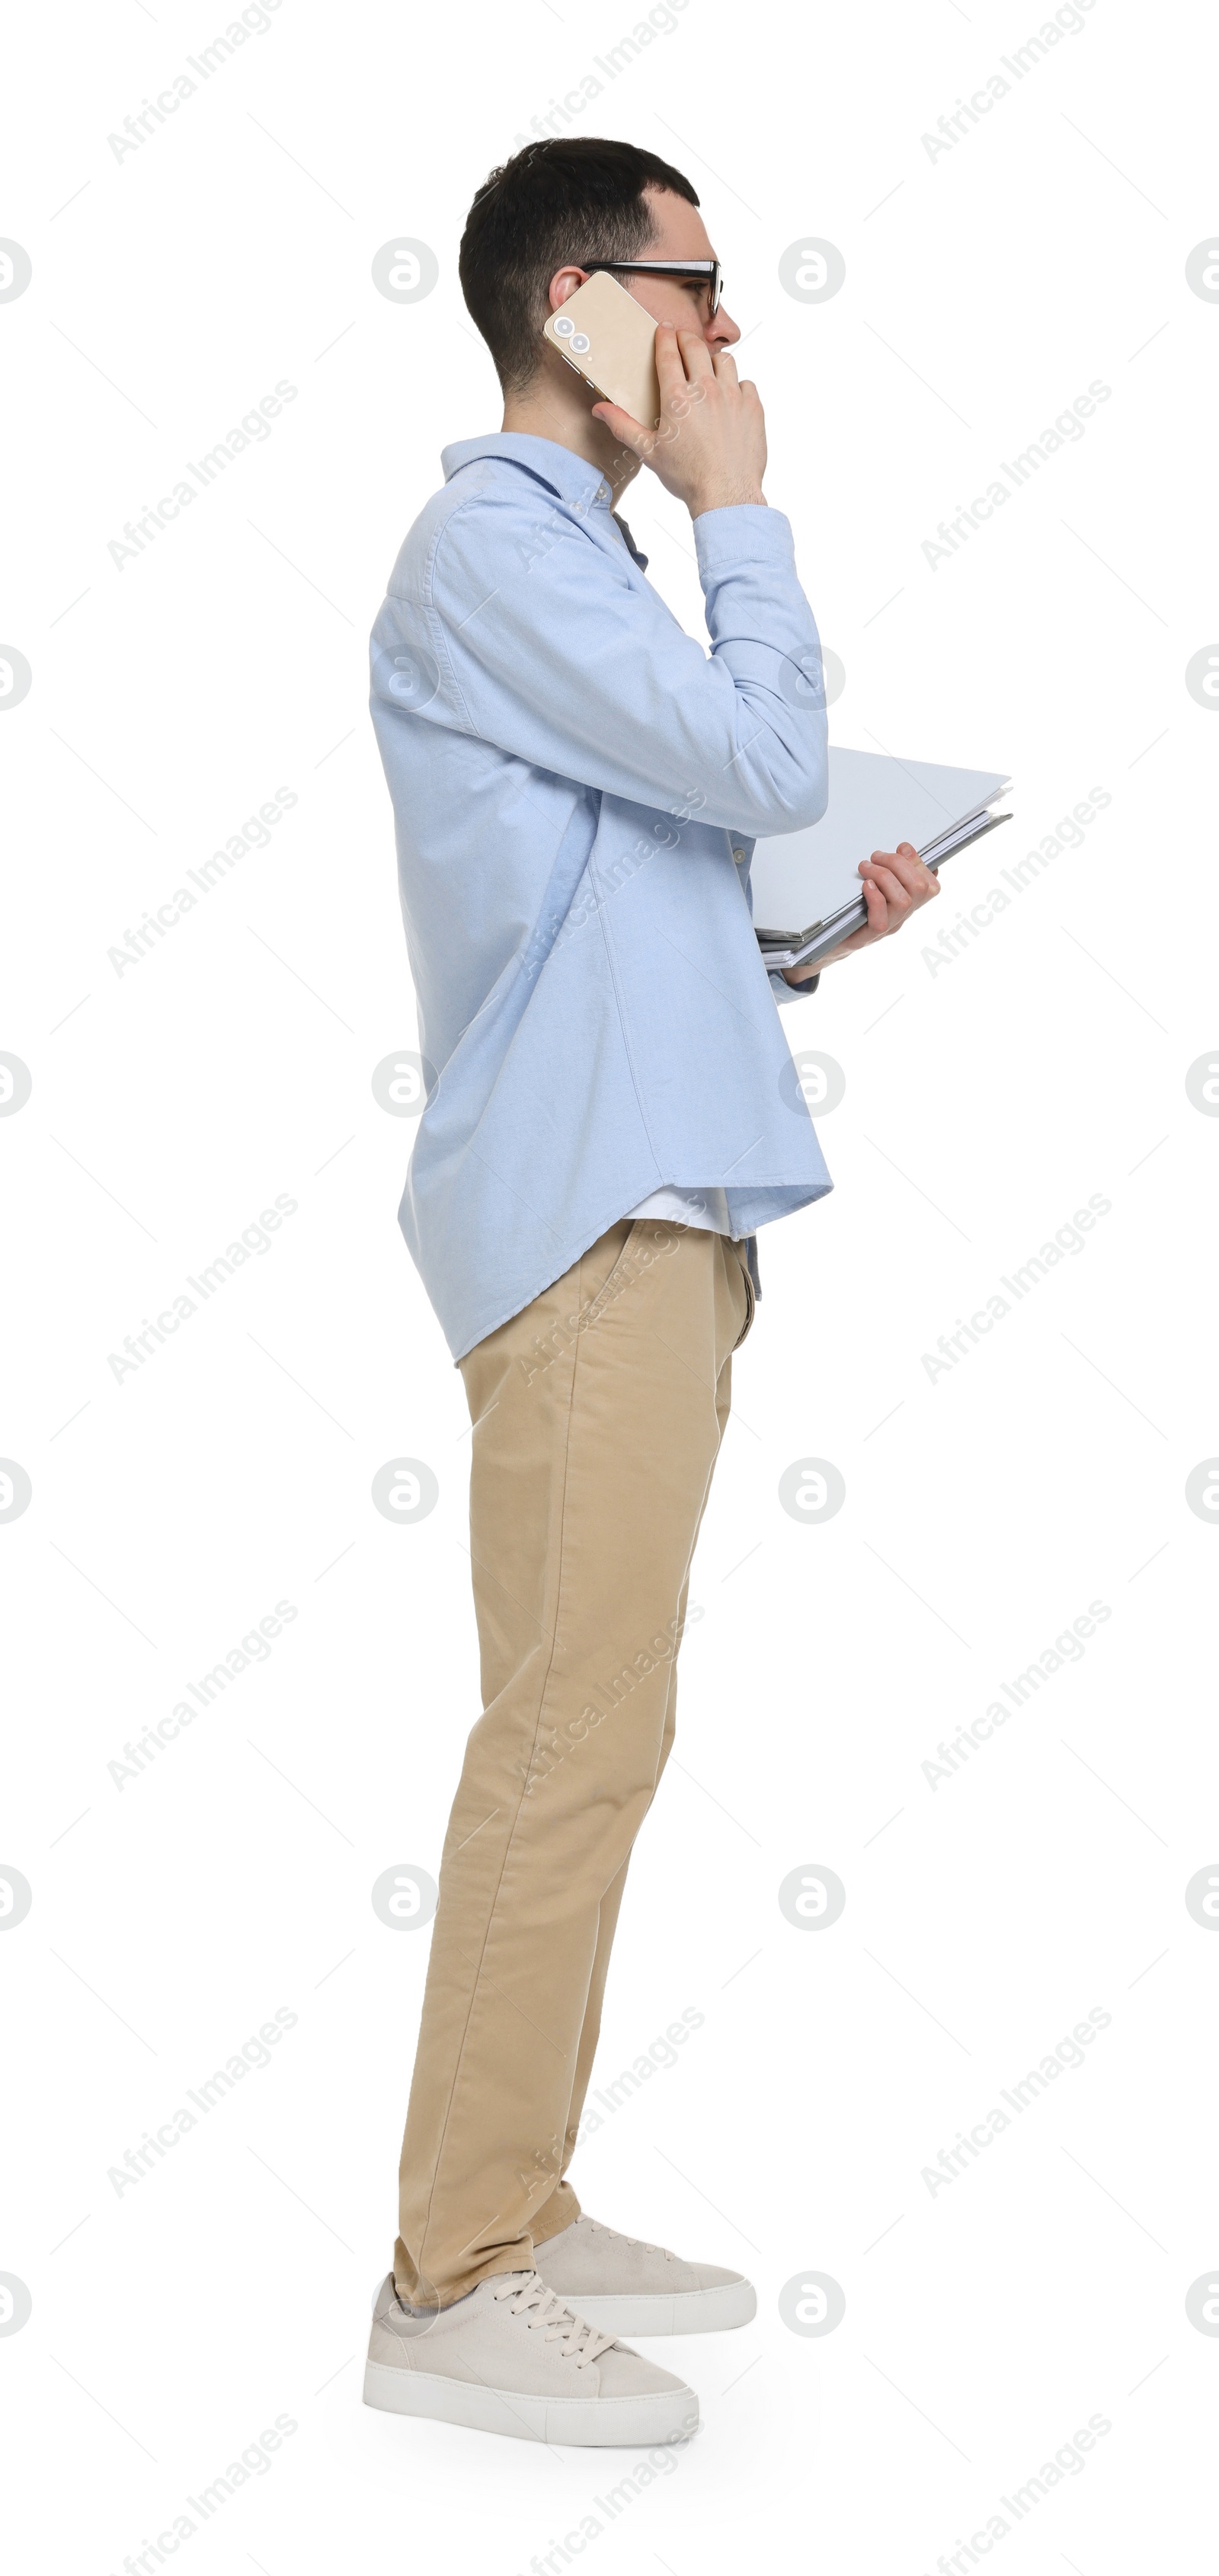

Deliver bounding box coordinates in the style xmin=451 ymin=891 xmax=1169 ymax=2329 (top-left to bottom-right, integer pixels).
xmin=3 ymin=0 xmax=1218 ymax=2567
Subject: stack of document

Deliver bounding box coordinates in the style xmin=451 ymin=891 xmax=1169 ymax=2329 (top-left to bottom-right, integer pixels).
xmin=750 ymin=748 xmax=1012 ymax=973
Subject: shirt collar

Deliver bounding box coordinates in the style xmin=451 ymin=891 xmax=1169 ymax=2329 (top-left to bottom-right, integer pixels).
xmin=441 ymin=432 xmax=615 ymax=516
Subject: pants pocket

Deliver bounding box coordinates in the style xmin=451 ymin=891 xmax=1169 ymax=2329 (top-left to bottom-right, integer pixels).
xmin=579 ymin=1218 xmax=642 ymax=1315
xmin=730 ymin=1239 xmax=755 ymax=1350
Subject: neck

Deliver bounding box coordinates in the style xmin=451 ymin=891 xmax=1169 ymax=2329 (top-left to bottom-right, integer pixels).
xmin=501 ymin=360 xmax=641 ymax=505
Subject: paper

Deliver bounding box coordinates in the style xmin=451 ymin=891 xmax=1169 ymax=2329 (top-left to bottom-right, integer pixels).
xmin=750 ymin=747 xmax=1011 ymax=967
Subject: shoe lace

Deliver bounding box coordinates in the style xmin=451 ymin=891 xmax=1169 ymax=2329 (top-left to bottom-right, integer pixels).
xmin=587 ymin=2219 xmax=674 ymax=2263
xmin=491 ymin=2271 xmax=617 ymax=2367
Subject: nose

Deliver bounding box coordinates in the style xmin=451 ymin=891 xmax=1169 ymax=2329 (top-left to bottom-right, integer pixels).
xmin=709 ymin=301 xmax=741 ymax=349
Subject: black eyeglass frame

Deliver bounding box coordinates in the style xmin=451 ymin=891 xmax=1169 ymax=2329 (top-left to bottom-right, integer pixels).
xmin=576 ymin=258 xmax=723 ymax=316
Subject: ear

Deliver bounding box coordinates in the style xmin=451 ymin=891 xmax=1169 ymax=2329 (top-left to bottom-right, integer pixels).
xmin=548 ymin=266 xmax=588 ymax=313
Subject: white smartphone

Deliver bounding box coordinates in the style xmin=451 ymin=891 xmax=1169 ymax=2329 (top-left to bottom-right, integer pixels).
xmin=542 ymin=270 xmax=661 ymax=430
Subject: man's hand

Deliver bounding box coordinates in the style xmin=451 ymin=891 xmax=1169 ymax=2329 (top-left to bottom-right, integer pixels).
xmin=591 ymin=324 xmax=767 ymax=519
xmin=782 ymin=842 xmax=941 ymax=982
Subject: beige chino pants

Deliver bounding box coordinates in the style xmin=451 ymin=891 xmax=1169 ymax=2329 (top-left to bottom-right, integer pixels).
xmin=394 ymin=1216 xmax=753 ymax=2308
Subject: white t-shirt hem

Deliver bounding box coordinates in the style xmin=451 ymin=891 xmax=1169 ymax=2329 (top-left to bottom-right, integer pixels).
xmin=627 ymin=1184 xmax=741 ymax=1238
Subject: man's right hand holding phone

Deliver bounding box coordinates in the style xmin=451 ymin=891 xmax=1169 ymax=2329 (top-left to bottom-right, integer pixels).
xmin=591 ymin=323 xmax=768 ymax=519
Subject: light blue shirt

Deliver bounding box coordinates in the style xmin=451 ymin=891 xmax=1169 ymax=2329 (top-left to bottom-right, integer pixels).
xmin=370 ymin=432 xmax=833 ymax=1359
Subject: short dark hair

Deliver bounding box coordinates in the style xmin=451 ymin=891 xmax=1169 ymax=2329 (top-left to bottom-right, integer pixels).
xmin=459 ymin=136 xmax=699 ymax=395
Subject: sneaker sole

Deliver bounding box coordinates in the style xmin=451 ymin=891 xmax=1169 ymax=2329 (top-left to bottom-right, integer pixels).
xmin=540 ymin=2279 xmax=757 ymax=2336
xmin=363 ymin=2359 xmax=698 ymax=2447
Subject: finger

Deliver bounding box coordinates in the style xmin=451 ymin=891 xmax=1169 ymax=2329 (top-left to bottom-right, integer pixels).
xmin=651 ymin=320 xmax=693 ymax=392
xmin=862 ymin=854 xmax=936 ymax=907
xmin=860 ymin=847 xmax=930 ymax=893
xmin=887 ymin=844 xmax=936 ymax=896
xmin=589 ymin=400 xmax=656 ymax=457
xmin=858 ymin=855 xmax=908 ymax=894
xmin=675 ymin=327 xmax=718 ymax=381
xmin=710 ymin=344 xmax=740 ymax=385
xmin=858 ymin=865 xmax=909 ymax=912
xmin=836 ymin=881 xmax=888 ymax=944
xmin=904 ymin=866 xmax=939 ymax=903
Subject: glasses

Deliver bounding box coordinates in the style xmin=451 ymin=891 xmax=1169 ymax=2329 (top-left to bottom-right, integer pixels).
xmin=578 ymin=258 xmax=723 ymax=317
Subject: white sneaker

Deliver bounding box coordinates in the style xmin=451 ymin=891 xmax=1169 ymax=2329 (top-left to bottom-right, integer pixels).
xmin=363 ymin=2268 xmax=699 ymax=2447
xmin=533 ymin=2213 xmax=757 ymax=2336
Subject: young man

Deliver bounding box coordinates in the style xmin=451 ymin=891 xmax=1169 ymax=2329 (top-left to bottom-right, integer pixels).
xmin=365 ymin=138 xmax=939 ymax=2447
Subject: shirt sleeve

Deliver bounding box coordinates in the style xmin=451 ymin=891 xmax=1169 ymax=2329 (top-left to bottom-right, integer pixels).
xmin=769 ymin=967 xmax=820 ymax=1005
xmin=389 ymin=486 xmax=828 ymax=842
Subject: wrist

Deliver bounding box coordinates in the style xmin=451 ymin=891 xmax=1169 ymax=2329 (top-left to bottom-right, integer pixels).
xmin=688 ymin=484 xmax=766 ymax=518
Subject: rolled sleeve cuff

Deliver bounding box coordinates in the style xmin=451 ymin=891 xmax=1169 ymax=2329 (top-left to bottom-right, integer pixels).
xmin=693 ymin=503 xmax=796 ymax=577
xmin=769 ymin=967 xmax=820 ymax=1005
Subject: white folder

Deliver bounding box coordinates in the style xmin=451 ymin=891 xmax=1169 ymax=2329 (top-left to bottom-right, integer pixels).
xmin=750 ymin=748 xmax=1012 ymax=971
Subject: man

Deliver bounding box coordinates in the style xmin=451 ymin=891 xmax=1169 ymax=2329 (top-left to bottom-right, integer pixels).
xmin=365 ymin=138 xmax=939 ymax=2447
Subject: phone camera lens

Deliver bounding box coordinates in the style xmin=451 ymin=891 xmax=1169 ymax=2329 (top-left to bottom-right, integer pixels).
xmin=570 ymin=333 xmax=590 ymax=353
xmin=553 ymin=315 xmax=575 ymax=337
